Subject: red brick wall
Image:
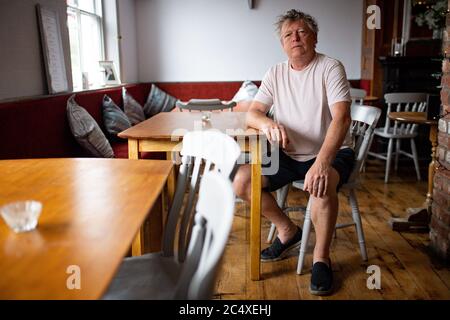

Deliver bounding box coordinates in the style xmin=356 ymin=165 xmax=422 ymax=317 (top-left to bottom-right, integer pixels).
xmin=431 ymin=0 xmax=450 ymax=262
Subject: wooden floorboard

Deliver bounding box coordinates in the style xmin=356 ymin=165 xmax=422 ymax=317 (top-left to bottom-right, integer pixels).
xmin=214 ymin=161 xmax=450 ymax=300
xmin=400 ymin=232 xmax=450 ymax=291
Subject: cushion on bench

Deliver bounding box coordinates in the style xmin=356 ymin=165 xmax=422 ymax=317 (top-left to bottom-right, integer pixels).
xmin=0 ymin=82 xmax=263 ymax=160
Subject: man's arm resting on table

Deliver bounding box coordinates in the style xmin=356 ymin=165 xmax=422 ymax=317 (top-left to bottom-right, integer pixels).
xmin=247 ymin=101 xmax=289 ymax=149
xmin=304 ymin=101 xmax=352 ymax=197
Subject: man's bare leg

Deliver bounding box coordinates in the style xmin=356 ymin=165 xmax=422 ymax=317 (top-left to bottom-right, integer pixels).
xmin=310 ymin=168 xmax=340 ymax=266
xmin=233 ymin=164 xmax=297 ymax=243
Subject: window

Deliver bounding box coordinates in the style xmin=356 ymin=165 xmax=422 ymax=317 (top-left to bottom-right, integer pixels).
xmin=67 ymin=0 xmax=104 ymax=91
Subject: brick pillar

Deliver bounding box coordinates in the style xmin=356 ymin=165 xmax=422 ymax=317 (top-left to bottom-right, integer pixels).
xmin=431 ymin=0 xmax=450 ymax=262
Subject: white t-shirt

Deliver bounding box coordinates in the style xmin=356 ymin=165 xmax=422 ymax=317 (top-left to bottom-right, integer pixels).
xmin=254 ymin=53 xmax=352 ymax=162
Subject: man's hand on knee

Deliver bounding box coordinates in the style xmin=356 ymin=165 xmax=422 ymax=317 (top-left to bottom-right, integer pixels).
xmin=304 ymin=160 xmax=332 ymax=198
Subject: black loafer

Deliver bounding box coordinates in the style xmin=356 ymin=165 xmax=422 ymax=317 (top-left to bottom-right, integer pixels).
xmin=310 ymin=259 xmax=333 ymax=296
xmin=261 ymin=227 xmax=302 ymax=262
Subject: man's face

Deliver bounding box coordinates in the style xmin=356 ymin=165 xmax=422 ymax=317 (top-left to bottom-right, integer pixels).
xmin=280 ymin=19 xmax=317 ymax=61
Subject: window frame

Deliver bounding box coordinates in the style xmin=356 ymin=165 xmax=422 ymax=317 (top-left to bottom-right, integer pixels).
xmin=67 ymin=0 xmax=105 ymax=90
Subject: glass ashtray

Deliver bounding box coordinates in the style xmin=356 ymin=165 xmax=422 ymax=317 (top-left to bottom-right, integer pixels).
xmin=0 ymin=200 xmax=43 ymax=233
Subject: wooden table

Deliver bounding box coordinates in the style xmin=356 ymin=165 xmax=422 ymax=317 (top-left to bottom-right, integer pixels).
xmin=119 ymin=112 xmax=264 ymax=280
xmin=364 ymin=96 xmax=379 ymax=104
xmin=0 ymin=158 xmax=173 ymax=299
xmin=387 ymin=112 xmax=438 ymax=231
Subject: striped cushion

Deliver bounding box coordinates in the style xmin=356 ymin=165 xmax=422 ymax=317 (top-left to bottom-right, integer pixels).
xmin=143 ymin=84 xmax=178 ymax=118
xmin=67 ymin=95 xmax=114 ymax=158
xmin=123 ymin=87 xmax=145 ymax=125
xmin=102 ymin=94 xmax=131 ymax=138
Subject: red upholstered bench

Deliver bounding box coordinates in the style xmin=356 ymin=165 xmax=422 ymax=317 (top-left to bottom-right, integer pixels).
xmin=0 ymin=84 xmax=150 ymax=159
xmin=0 ymin=82 xmax=259 ymax=160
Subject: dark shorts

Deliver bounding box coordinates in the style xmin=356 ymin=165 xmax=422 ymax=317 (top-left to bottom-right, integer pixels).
xmin=262 ymin=148 xmax=355 ymax=192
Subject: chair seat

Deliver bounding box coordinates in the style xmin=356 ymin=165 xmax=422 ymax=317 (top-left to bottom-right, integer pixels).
xmin=103 ymin=253 xmax=181 ymax=300
xmin=373 ymin=127 xmax=417 ymax=139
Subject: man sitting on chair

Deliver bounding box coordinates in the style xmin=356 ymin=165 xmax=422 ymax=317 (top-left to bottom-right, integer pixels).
xmin=233 ymin=9 xmax=354 ymax=295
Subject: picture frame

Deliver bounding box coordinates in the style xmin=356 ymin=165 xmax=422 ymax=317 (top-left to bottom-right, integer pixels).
xmin=401 ymin=0 xmax=444 ymax=56
xmin=403 ymin=0 xmax=443 ymax=42
xmin=99 ymin=61 xmax=120 ymax=85
xmin=36 ymin=4 xmax=69 ymax=94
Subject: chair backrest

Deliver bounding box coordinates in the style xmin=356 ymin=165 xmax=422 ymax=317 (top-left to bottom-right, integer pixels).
xmin=176 ymin=99 xmax=236 ymax=111
xmin=162 ymin=130 xmax=240 ymax=263
xmin=173 ymin=171 xmax=235 ymax=300
xmin=347 ymin=104 xmax=382 ymax=184
xmin=383 ymin=92 xmax=427 ymax=135
xmin=350 ymin=88 xmax=367 ymax=105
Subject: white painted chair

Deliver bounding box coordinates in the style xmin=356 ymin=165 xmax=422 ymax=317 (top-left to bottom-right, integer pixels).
xmin=266 ymin=105 xmax=381 ymax=274
xmin=350 ymin=88 xmax=367 ymax=105
xmin=103 ymin=171 xmax=235 ymax=300
xmin=176 ymin=99 xmax=236 ymax=111
xmin=165 ymin=130 xmax=240 ymax=262
xmin=102 ymin=130 xmax=240 ymax=299
xmin=367 ymin=92 xmax=427 ymax=183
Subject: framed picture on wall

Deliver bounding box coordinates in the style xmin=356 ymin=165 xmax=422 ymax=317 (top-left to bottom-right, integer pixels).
xmin=36 ymin=4 xmax=69 ymax=94
xmin=99 ymin=61 xmax=120 ymax=85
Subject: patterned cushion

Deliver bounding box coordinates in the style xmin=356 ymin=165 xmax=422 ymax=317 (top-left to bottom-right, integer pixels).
xmin=102 ymin=94 xmax=131 ymax=138
xmin=231 ymin=80 xmax=259 ymax=112
xmin=232 ymin=80 xmax=259 ymax=102
xmin=66 ymin=95 xmax=114 ymax=158
xmin=122 ymin=87 xmax=145 ymax=125
xmin=143 ymin=84 xmax=178 ymax=118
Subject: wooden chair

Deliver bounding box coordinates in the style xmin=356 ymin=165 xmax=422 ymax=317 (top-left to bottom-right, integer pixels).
xmin=103 ymin=131 xmax=240 ymax=299
xmin=266 ymin=105 xmax=381 ymax=274
xmin=103 ymin=171 xmax=235 ymax=300
xmin=367 ymin=92 xmax=427 ymax=183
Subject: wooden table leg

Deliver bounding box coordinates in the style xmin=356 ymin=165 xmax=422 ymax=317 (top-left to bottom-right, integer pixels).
xmin=165 ymin=152 xmax=176 ymax=212
xmin=145 ymin=192 xmax=164 ymax=253
xmin=160 ymin=152 xmax=176 ymax=239
xmin=426 ymin=125 xmax=438 ymax=212
xmin=162 ymin=165 xmax=175 ymax=227
xmin=389 ymin=125 xmax=437 ymax=231
xmin=129 ymin=139 xmax=144 ymax=256
xmin=250 ymin=137 xmax=262 ymax=280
